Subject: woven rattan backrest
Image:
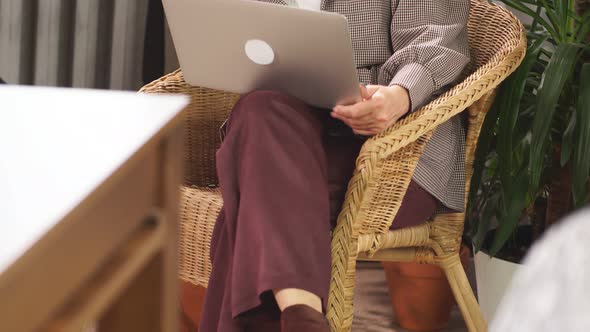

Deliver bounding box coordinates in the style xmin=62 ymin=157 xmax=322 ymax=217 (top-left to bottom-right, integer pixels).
xmin=177 ymin=81 xmax=240 ymax=186
xmin=349 ymin=0 xmax=524 ymax=236
xmin=140 ymin=71 xmax=241 ymax=186
xmin=465 ymin=0 xmax=523 ymax=76
xmin=462 ymin=0 xmax=524 ymax=197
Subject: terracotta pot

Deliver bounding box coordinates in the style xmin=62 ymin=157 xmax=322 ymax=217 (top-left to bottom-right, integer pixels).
xmin=381 ymin=246 xmax=469 ymax=332
xmin=180 ymin=280 xmax=207 ymax=332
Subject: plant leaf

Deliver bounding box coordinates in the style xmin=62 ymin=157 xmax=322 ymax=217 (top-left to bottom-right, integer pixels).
xmin=572 ymin=63 xmax=590 ymax=207
xmin=467 ymin=74 xmax=504 ymax=202
xmin=529 ymin=42 xmax=581 ymax=190
xmin=473 ymin=193 xmax=499 ymax=253
xmin=501 ymin=0 xmax=561 ymax=39
xmin=560 ymin=110 xmax=576 ymax=166
xmin=530 ymin=3 xmax=545 ymax=33
xmin=575 ymin=10 xmax=590 ymax=43
xmin=540 ymin=0 xmax=565 ymax=40
xmin=467 ymin=97 xmax=500 ymax=233
xmin=490 ymin=169 xmax=529 ymax=256
xmin=497 ymin=37 xmax=547 ymax=188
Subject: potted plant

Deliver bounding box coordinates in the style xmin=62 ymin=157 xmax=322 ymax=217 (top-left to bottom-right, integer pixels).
xmin=382 ymin=246 xmax=470 ymax=331
xmin=466 ymin=0 xmax=590 ymax=321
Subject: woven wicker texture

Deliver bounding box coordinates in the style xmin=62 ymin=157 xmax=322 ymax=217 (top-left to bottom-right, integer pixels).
xmin=141 ymin=72 xmax=241 ymax=187
xmin=327 ymin=1 xmax=525 ymax=331
xmin=177 ymin=186 xmax=222 ymax=287
xmin=139 ymin=1 xmax=526 ymax=331
xmin=140 ymin=73 xmax=239 ymax=288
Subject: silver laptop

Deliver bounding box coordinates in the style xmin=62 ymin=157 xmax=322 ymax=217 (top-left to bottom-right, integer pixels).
xmin=162 ymin=0 xmax=360 ymax=108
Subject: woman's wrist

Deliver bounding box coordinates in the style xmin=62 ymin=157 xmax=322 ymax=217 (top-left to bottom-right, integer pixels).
xmin=385 ymin=84 xmax=411 ymax=117
xmin=389 ymin=84 xmax=412 ymax=114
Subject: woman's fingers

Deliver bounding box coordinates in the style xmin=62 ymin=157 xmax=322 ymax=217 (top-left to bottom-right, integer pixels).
xmin=331 ymin=111 xmax=373 ymax=127
xmin=331 ymin=85 xmax=397 ymax=136
xmin=332 ymin=102 xmax=372 ymax=119
xmin=359 ymin=84 xmax=371 ymax=100
xmin=331 ymin=109 xmax=374 ymax=125
xmin=331 ymin=112 xmax=383 ymax=133
xmin=336 ymin=115 xmax=390 ymax=136
xmin=366 ymin=84 xmax=380 ymax=97
xmin=359 ymin=84 xmax=380 ymax=100
xmin=353 ymin=128 xmax=379 ymax=136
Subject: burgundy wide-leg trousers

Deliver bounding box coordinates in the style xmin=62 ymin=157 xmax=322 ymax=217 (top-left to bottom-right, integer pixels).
xmin=199 ymin=91 xmax=437 ymax=332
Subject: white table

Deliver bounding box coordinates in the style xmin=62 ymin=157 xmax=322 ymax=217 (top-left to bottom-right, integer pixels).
xmin=491 ymin=208 xmax=590 ymax=332
xmin=0 ymin=86 xmax=188 ymax=332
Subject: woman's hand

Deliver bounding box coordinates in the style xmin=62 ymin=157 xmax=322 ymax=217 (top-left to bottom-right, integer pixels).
xmin=331 ymin=84 xmax=411 ymax=136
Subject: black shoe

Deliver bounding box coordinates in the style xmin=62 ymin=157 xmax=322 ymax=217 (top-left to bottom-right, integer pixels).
xmin=281 ymin=304 xmax=329 ymax=332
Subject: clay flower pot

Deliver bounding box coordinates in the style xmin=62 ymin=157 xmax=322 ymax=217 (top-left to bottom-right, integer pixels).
xmin=180 ymin=281 xmax=207 ymax=332
xmin=381 ymin=246 xmax=470 ymax=332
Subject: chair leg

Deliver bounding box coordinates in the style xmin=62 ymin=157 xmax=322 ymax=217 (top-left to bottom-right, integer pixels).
xmin=441 ymin=254 xmax=487 ymax=332
xmin=326 ymin=226 xmax=359 ymax=332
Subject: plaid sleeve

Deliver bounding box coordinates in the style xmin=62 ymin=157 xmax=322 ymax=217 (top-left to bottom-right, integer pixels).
xmin=386 ymin=0 xmax=470 ymax=112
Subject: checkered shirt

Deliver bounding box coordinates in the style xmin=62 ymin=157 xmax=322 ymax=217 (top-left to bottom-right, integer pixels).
xmin=258 ymin=0 xmax=471 ymax=211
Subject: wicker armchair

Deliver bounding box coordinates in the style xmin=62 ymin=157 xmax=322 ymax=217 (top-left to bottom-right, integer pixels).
xmin=140 ymin=1 xmax=526 ymax=331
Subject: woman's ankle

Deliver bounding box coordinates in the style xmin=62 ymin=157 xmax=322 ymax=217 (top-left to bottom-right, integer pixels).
xmin=273 ymin=288 xmax=322 ymax=313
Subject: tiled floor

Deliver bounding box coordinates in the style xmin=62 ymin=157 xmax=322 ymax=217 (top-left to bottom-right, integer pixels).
xmin=352 ymin=262 xmax=468 ymax=332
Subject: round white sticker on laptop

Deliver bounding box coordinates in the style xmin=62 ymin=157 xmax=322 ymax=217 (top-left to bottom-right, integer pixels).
xmin=244 ymin=39 xmax=275 ymax=65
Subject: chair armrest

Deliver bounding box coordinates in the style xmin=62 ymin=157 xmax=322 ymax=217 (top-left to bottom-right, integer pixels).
xmin=339 ymin=27 xmax=527 ymax=251
xmin=364 ymin=51 xmax=522 ymax=162
xmin=140 ymin=70 xmax=241 ymax=186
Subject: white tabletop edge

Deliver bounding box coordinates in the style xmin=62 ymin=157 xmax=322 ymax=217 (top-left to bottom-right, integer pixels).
xmin=0 ymin=85 xmax=189 ymax=274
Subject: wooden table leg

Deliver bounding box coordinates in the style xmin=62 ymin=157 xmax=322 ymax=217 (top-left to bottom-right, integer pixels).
xmin=99 ymin=254 xmax=163 ymax=332
xmin=160 ymin=126 xmax=183 ymax=332
xmin=99 ymin=127 xmax=183 ymax=332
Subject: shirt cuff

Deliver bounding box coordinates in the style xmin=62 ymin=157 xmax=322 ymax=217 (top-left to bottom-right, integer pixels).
xmin=389 ymin=63 xmax=435 ymax=112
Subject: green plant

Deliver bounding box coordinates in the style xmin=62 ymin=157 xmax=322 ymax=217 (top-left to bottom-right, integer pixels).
xmin=467 ymin=0 xmax=590 ymax=257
